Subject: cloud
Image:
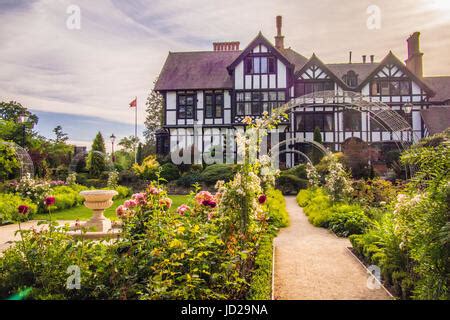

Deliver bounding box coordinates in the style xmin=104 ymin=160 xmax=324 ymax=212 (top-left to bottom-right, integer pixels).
xmin=0 ymin=0 xmax=449 ymax=141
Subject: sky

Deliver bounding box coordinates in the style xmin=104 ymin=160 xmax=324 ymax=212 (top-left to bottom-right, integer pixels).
xmin=1 ymin=0 xmax=450 ymax=150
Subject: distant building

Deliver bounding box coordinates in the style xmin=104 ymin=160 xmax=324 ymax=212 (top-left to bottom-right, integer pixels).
xmin=154 ymin=16 xmax=450 ymax=166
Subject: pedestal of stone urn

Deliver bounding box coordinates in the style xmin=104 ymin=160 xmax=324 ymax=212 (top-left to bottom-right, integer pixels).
xmin=79 ymin=190 xmax=118 ymax=233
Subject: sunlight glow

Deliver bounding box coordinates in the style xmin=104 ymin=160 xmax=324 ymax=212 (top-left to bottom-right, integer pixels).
xmin=426 ymin=0 xmax=450 ymax=12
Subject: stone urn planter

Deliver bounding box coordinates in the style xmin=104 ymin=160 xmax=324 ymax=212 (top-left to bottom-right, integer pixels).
xmin=78 ymin=190 xmax=118 ymax=233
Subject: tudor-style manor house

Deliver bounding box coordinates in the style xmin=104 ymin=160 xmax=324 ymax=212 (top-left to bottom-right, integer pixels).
xmin=155 ymin=16 xmax=450 ymax=168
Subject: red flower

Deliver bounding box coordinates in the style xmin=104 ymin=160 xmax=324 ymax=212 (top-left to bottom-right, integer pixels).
xmin=202 ymin=200 xmax=217 ymax=208
xmin=44 ymin=196 xmax=56 ymax=206
xmin=258 ymin=194 xmax=267 ymax=204
xmin=18 ymin=205 xmax=30 ymax=215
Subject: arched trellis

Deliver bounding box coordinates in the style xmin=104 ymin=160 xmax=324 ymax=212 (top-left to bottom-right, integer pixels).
xmin=0 ymin=141 xmax=34 ymax=178
xmin=271 ymin=137 xmax=331 ymax=165
xmin=271 ymin=90 xmax=417 ymax=175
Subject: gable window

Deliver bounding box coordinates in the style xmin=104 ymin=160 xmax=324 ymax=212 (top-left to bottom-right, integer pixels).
xmin=343 ymin=70 xmax=358 ymax=87
xmin=204 ymin=91 xmax=223 ymax=118
xmin=296 ymin=112 xmax=334 ymax=132
xmin=244 ymin=56 xmax=277 ymax=75
xmin=177 ymin=92 xmax=196 ymax=120
xmin=236 ymin=90 xmax=286 ymax=116
xmin=295 ymin=81 xmax=334 ymax=97
xmin=343 ymin=109 xmax=362 ymax=131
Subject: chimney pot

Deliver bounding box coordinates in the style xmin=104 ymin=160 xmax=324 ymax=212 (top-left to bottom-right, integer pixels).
xmin=362 ymin=55 xmax=367 ymax=64
xmin=213 ymin=41 xmax=240 ymax=51
xmin=275 ymin=16 xmax=285 ymax=49
xmin=349 ymin=51 xmax=352 ymax=64
xmin=370 ymin=55 xmax=375 ymax=63
xmin=405 ymin=32 xmax=423 ymax=77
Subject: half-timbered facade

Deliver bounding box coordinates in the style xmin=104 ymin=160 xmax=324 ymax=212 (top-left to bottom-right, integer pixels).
xmin=154 ymin=16 xmax=450 ymax=167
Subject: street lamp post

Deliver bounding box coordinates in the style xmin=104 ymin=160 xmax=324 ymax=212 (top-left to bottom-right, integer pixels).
xmin=110 ymin=134 xmax=116 ymax=163
xmin=18 ymin=113 xmax=29 ymax=147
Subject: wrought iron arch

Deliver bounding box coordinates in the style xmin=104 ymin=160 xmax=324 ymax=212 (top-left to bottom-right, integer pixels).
xmin=272 ymin=90 xmax=417 ymax=175
xmin=0 ymin=141 xmax=34 ymax=178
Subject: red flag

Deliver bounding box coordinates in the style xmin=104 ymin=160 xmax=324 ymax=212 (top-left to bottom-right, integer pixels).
xmin=129 ymin=97 xmax=137 ymax=108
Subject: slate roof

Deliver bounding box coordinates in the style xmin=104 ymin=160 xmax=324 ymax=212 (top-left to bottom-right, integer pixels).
xmin=327 ymin=63 xmax=380 ymax=84
xmin=424 ymin=76 xmax=450 ymax=102
xmin=279 ymin=47 xmax=308 ymax=73
xmin=420 ymin=107 xmax=450 ymax=134
xmin=154 ymin=51 xmax=241 ymax=91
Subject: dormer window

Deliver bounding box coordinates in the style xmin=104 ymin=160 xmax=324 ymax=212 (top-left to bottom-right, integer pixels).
xmin=343 ymin=70 xmax=358 ymax=87
xmin=244 ymin=56 xmax=276 ymax=75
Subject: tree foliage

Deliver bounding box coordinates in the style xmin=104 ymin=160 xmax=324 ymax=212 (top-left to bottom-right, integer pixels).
xmin=143 ymin=78 xmax=164 ymax=144
xmin=87 ymin=132 xmax=107 ymax=177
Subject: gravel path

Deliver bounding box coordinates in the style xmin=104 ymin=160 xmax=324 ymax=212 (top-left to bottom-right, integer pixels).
xmin=273 ymin=196 xmax=391 ymax=300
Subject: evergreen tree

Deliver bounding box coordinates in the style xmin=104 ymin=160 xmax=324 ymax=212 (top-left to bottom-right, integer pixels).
xmin=53 ymin=125 xmax=69 ymax=143
xmin=87 ymin=132 xmax=106 ymax=177
xmin=312 ymin=126 xmax=324 ymax=164
xmin=143 ymin=78 xmax=164 ymax=145
xmin=136 ymin=142 xmax=144 ymax=165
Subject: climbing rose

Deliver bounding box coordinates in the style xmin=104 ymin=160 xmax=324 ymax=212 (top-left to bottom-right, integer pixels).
xmin=116 ymin=205 xmax=128 ymax=218
xmin=242 ymin=116 xmax=253 ymax=125
xmin=258 ymin=194 xmax=267 ymax=204
xmin=195 ymin=191 xmax=214 ymax=205
xmin=159 ymin=197 xmax=172 ymax=209
xmin=44 ymin=196 xmax=56 ymax=206
xmin=132 ymin=193 xmax=147 ymax=205
xmin=124 ymin=199 xmax=137 ymax=209
xmin=18 ymin=205 xmax=29 ymax=215
xmin=177 ymin=204 xmax=190 ymax=216
xmin=148 ymin=186 xmax=162 ymax=195
xmin=202 ymin=200 xmax=217 ymax=208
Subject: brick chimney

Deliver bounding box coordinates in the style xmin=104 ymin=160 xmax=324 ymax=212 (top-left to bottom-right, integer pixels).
xmin=405 ymin=32 xmax=424 ymax=77
xmin=213 ymin=41 xmax=240 ymax=51
xmin=274 ymin=16 xmax=284 ymax=49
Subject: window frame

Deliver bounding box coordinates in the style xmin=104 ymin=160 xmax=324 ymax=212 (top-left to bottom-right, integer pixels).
xmin=295 ymin=112 xmax=334 ymax=132
xmin=244 ymin=55 xmax=277 ymax=75
xmin=235 ymin=90 xmax=287 ymax=117
xmin=204 ymin=91 xmax=224 ymax=119
xmin=295 ymin=81 xmax=335 ymax=97
xmin=176 ymin=92 xmax=196 ymax=120
xmin=343 ymin=109 xmax=362 ymax=132
xmin=370 ymin=79 xmax=412 ymax=96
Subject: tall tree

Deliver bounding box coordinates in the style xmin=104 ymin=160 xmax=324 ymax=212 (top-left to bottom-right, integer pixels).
xmin=312 ymin=126 xmax=324 ymax=164
xmin=136 ymin=142 xmax=144 ymax=165
xmin=143 ymin=78 xmax=164 ymax=145
xmin=53 ymin=125 xmax=69 ymax=143
xmin=118 ymin=136 xmax=139 ymax=154
xmin=87 ymin=132 xmax=106 ymax=177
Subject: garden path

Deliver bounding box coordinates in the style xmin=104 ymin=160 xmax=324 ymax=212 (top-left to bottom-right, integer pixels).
xmin=273 ymin=196 xmax=391 ymax=300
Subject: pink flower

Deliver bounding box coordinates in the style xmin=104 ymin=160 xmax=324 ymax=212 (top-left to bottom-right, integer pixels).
xmin=159 ymin=197 xmax=172 ymax=209
xmin=195 ymin=191 xmax=214 ymax=205
xmin=148 ymin=186 xmax=162 ymax=195
xmin=18 ymin=205 xmax=30 ymax=215
xmin=116 ymin=205 xmax=128 ymax=218
xmin=132 ymin=193 xmax=147 ymax=205
xmin=123 ymin=199 xmax=137 ymax=209
xmin=44 ymin=196 xmax=56 ymax=206
xmin=177 ymin=204 xmax=190 ymax=216
xmin=258 ymin=194 xmax=267 ymax=204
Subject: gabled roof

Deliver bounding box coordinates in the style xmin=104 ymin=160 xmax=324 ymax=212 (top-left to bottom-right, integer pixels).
xmin=227 ymin=32 xmax=294 ymax=72
xmin=327 ymin=63 xmax=380 ymax=84
xmin=356 ymin=51 xmax=435 ymax=95
xmin=424 ymin=76 xmax=450 ymax=102
xmin=420 ymin=107 xmax=450 ymax=134
xmin=295 ymin=54 xmax=349 ymax=89
xmin=278 ymin=47 xmax=308 ymax=73
xmin=154 ymin=51 xmax=241 ymax=91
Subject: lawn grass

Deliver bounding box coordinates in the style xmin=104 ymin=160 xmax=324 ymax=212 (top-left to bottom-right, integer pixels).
xmin=34 ymin=195 xmax=191 ymax=221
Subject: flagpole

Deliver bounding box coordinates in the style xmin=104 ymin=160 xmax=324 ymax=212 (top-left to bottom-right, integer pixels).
xmin=134 ymin=96 xmax=137 ymax=164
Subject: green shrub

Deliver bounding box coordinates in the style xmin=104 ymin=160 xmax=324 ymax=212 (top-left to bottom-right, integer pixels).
xmin=176 ymin=172 xmax=202 ymax=188
xmin=265 ymin=189 xmax=289 ymax=230
xmin=113 ymin=185 xmax=131 ymax=199
xmin=247 ymin=235 xmax=273 ymax=300
xmin=276 ymin=174 xmax=307 ymax=195
xmin=327 ymin=204 xmax=371 ymax=237
xmin=298 ymin=188 xmax=332 ymax=227
xmin=0 ymin=194 xmax=37 ymax=224
xmin=160 ymin=163 xmax=180 ymax=182
xmin=200 ymin=164 xmax=235 ymax=185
